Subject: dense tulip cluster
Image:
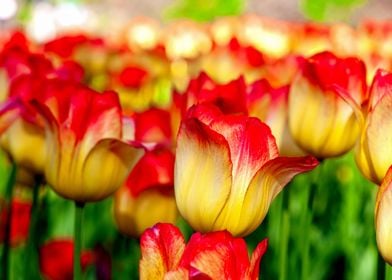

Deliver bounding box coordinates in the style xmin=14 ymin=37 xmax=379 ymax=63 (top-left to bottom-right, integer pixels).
xmin=0 ymin=14 xmax=391 ymax=279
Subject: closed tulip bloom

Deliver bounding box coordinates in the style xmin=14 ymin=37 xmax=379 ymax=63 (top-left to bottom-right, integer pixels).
xmin=175 ymin=104 xmax=318 ymax=236
xmin=140 ymin=223 xmax=268 ymax=280
xmin=114 ymin=147 xmax=177 ymax=237
xmin=356 ymin=69 xmax=392 ymax=184
xmin=375 ymin=166 xmax=392 ymax=265
xmin=288 ymin=51 xmax=367 ymax=158
xmin=32 ymin=79 xmax=144 ymax=202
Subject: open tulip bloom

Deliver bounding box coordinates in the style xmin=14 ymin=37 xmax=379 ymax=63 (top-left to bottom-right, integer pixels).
xmin=175 ymin=103 xmax=318 ymax=236
xmin=140 ymin=223 xmax=268 ymax=280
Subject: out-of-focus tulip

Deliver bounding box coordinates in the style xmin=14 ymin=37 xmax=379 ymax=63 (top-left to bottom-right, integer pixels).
xmin=133 ymin=107 xmax=172 ymax=145
xmin=173 ymin=72 xmax=248 ymax=119
xmin=125 ymin=17 xmax=161 ymax=52
xmin=375 ymin=166 xmax=392 ymax=265
xmin=164 ymin=20 xmax=212 ymax=61
xmin=240 ymin=15 xmax=292 ymax=59
xmin=247 ymin=79 xmax=305 ymax=156
xmin=0 ymin=198 xmax=31 ymax=247
xmin=139 ymin=223 xmax=268 ymax=280
xmin=357 ymin=20 xmax=392 ymax=84
xmin=0 ymin=60 xmax=84 ymax=174
xmin=175 ymin=104 xmax=318 ymax=236
xmin=171 ymin=72 xmax=249 ymax=142
xmin=114 ymin=147 xmax=177 ymax=237
xmin=202 ymin=38 xmax=265 ymax=84
xmin=39 ymin=239 xmax=95 ymax=280
xmin=355 ymin=69 xmax=392 ymax=184
xmin=288 ymin=51 xmax=367 ymax=159
xmin=209 ymin=16 xmax=241 ymax=47
xmin=260 ymin=55 xmax=305 ymax=88
xmin=30 ymin=79 xmax=144 ymax=202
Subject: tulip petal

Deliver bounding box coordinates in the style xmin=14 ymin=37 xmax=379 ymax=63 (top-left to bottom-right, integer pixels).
xmin=181 ymin=231 xmax=252 ymax=279
xmin=134 ymin=108 xmax=172 ymax=143
xmin=0 ymin=100 xmax=22 ymax=134
xmin=81 ymin=139 xmax=144 ymax=202
xmin=247 ymin=239 xmax=268 ymax=279
xmin=233 ymin=156 xmax=318 ymax=236
xmin=175 ymin=118 xmax=232 ymax=232
xmin=208 ymin=116 xmax=279 ymax=235
xmin=368 ymin=69 xmax=392 ymax=111
xmin=363 ymin=92 xmax=392 ymax=183
xmin=140 ymin=223 xmax=186 ymax=280
xmin=375 ymin=166 xmax=392 ymax=264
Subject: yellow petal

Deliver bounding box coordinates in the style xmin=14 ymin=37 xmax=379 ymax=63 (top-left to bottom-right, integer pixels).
xmin=376 ymin=166 xmax=392 ymax=264
xmin=359 ymin=93 xmax=392 ymax=184
xmin=81 ymin=139 xmax=144 ymax=202
xmin=175 ymin=119 xmax=232 ymax=232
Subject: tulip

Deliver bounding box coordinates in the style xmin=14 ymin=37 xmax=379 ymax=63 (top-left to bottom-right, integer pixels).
xmin=0 ymin=198 xmax=31 ymax=247
xmin=202 ymin=38 xmax=264 ymax=84
xmin=0 ymin=53 xmax=84 ymax=173
xmin=39 ymin=239 xmax=95 ymax=280
xmin=30 ymin=79 xmax=144 ymax=202
xmin=114 ymin=147 xmax=177 ymax=237
xmin=355 ymin=69 xmax=392 ymax=184
xmin=171 ymin=72 xmax=249 ymax=138
xmin=139 ymin=223 xmax=268 ymax=279
xmin=133 ymin=107 xmax=172 ymax=144
xmin=288 ymin=51 xmax=367 ymax=159
xmin=375 ymin=166 xmax=392 ymax=265
xmin=247 ymin=79 xmax=305 ymax=156
xmin=175 ymin=104 xmax=318 ymax=236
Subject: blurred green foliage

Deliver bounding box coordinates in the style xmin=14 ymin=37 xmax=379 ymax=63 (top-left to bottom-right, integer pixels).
xmin=164 ymin=0 xmax=245 ymax=21
xmin=300 ymin=0 xmax=367 ymax=22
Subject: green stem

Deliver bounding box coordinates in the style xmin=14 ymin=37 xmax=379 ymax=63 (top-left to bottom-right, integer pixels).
xmin=301 ymin=162 xmax=323 ymax=280
xmin=279 ymin=209 xmax=290 ymax=280
xmin=1 ymin=162 xmax=17 ymax=280
xmin=386 ymin=263 xmax=392 ymax=280
xmin=24 ymin=176 xmax=43 ymax=279
xmin=74 ymin=202 xmax=85 ymax=280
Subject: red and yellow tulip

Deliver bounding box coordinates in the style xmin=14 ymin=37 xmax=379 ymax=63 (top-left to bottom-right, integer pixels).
xmin=247 ymin=79 xmax=305 ymax=156
xmin=139 ymin=223 xmax=268 ymax=279
xmin=175 ymin=103 xmax=318 ymax=236
xmin=114 ymin=147 xmax=177 ymax=237
xmin=30 ymin=79 xmax=144 ymax=202
xmin=288 ymin=51 xmax=367 ymax=158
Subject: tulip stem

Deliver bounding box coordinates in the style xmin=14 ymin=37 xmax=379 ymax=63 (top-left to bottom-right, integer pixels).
xmin=74 ymin=202 xmax=85 ymax=280
xmin=1 ymin=162 xmax=17 ymax=280
xmin=279 ymin=208 xmax=290 ymax=280
xmin=24 ymin=176 xmax=43 ymax=279
xmin=301 ymin=163 xmax=322 ymax=280
xmin=386 ymin=263 xmax=392 ymax=280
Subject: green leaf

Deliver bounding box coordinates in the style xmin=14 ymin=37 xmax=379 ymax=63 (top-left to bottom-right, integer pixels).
xmin=300 ymin=0 xmax=367 ymax=22
xmin=164 ymin=0 xmax=246 ymax=22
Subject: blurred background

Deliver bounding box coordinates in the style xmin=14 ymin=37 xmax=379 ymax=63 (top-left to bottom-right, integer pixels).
xmin=1 ymin=0 xmax=391 ymax=42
